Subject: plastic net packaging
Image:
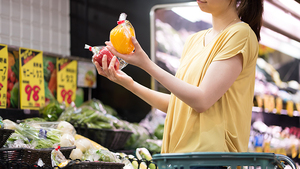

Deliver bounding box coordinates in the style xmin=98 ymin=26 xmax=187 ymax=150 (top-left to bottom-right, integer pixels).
xmin=85 ymin=44 xmax=128 ymax=70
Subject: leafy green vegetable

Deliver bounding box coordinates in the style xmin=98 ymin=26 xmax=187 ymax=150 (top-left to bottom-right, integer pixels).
xmin=10 ymin=82 xmax=19 ymax=108
xmin=80 ymin=99 xmax=107 ymax=113
xmin=124 ymin=123 xmax=151 ymax=149
xmin=33 ymin=138 xmax=54 ymax=149
xmin=154 ymin=124 xmax=164 ymax=140
xmin=47 ymin=129 xmax=61 ymax=144
xmin=144 ymin=139 xmax=162 ymax=154
xmin=104 ymin=105 xmax=119 ymax=117
xmin=23 ymin=117 xmax=47 ymax=123
xmin=44 ymin=81 xmax=55 ymax=101
xmin=40 ymin=100 xmax=64 ymax=121
xmin=16 ymin=123 xmax=39 ymax=141
xmin=6 ymin=131 xmax=30 ymax=144
xmin=96 ymin=149 xmax=117 ymax=162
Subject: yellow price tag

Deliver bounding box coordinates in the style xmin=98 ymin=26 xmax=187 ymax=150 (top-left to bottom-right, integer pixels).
xmin=19 ymin=48 xmax=45 ymax=110
xmin=255 ymin=95 xmax=263 ymax=108
xmin=264 ymin=95 xmax=271 ymax=112
xmin=287 ymin=100 xmax=294 ymax=117
xmin=0 ymin=44 xmax=8 ymax=109
xmin=263 ymin=142 xmax=270 ymax=153
xmin=56 ymin=58 xmax=77 ymax=107
xmin=255 ymin=147 xmax=263 ymax=152
xmin=296 ymin=103 xmax=300 ymax=113
xmin=276 ymin=97 xmax=283 ymax=114
xmin=291 ymin=145 xmax=297 ymax=159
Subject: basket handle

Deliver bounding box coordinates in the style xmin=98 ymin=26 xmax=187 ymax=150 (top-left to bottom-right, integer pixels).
xmin=275 ymin=154 xmax=297 ymax=169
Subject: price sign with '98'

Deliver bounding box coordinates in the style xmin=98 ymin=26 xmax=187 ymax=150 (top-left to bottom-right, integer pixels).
xmin=0 ymin=44 xmax=8 ymax=109
xmin=19 ymin=48 xmax=45 ymax=110
xmin=57 ymin=58 xmax=77 ymax=107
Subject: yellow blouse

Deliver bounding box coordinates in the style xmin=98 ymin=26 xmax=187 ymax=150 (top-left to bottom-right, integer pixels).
xmin=161 ymin=22 xmax=258 ymax=153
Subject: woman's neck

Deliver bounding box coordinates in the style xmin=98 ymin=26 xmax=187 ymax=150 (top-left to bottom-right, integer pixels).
xmin=210 ymin=10 xmax=240 ymax=33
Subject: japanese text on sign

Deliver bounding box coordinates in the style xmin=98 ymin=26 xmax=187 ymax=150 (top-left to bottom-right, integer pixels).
xmin=57 ymin=58 xmax=77 ymax=107
xmin=19 ymin=48 xmax=45 ymax=110
xmin=0 ymin=44 xmax=8 ymax=108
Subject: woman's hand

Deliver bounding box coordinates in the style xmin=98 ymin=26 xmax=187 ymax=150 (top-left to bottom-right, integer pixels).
xmin=93 ymin=54 xmax=134 ymax=88
xmin=105 ymin=37 xmax=151 ymax=70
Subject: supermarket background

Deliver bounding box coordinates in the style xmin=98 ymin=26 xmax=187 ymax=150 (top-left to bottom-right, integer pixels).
xmin=1 ymin=0 xmax=300 ymax=168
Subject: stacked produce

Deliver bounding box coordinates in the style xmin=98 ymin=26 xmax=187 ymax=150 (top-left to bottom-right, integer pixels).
xmin=249 ymin=120 xmax=300 ymax=159
xmin=2 ymin=119 xmax=75 ymax=149
xmin=254 ymin=58 xmax=300 ymax=116
xmin=1 ymin=97 xmax=160 ymax=168
xmin=41 ymin=98 xmax=159 ymax=153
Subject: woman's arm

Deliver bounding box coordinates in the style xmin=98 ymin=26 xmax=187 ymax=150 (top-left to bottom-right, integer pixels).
xmin=143 ymin=53 xmax=243 ymax=113
xmin=106 ymin=37 xmax=243 ymax=113
xmin=94 ymin=56 xmax=170 ymax=113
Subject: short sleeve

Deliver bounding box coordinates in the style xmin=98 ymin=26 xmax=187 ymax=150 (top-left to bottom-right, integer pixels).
xmin=180 ymin=31 xmax=206 ymax=63
xmin=213 ymin=24 xmax=257 ymax=70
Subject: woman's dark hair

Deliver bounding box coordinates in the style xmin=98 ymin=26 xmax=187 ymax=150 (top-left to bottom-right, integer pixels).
xmin=236 ymin=0 xmax=264 ymax=41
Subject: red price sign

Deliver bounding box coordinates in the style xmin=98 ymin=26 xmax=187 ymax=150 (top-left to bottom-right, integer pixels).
xmin=25 ymin=84 xmax=41 ymax=101
xmin=61 ymin=89 xmax=73 ymax=104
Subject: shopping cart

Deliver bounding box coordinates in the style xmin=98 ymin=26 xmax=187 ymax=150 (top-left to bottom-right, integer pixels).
xmin=152 ymin=152 xmax=297 ymax=169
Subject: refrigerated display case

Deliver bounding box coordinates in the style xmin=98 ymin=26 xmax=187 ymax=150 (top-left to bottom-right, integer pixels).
xmin=150 ymin=1 xmax=300 ymax=92
xmin=149 ymin=0 xmax=300 ymax=165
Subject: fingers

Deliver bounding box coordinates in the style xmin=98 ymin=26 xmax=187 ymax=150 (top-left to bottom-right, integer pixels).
xmin=130 ymin=36 xmax=141 ymax=51
xmin=105 ymin=41 xmax=118 ymax=55
xmin=105 ymin=41 xmax=128 ymax=59
xmin=94 ymin=61 xmax=106 ymax=76
xmin=102 ymin=54 xmax=108 ymax=71
xmin=109 ymin=56 xmax=118 ymax=71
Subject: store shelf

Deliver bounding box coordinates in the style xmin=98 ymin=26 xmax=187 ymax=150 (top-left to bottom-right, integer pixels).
xmin=0 ymin=108 xmax=39 ymax=122
xmin=252 ymin=107 xmax=300 ymax=117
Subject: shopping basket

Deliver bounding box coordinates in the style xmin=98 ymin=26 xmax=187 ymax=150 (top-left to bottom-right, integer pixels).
xmin=152 ymin=152 xmax=297 ymax=169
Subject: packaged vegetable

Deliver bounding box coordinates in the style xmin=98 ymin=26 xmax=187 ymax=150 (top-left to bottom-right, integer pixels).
xmin=60 ymin=133 xmax=75 ymax=147
xmin=110 ymin=13 xmax=135 ymax=54
xmin=75 ymin=138 xmax=92 ymax=153
xmin=96 ymin=149 xmax=118 ymax=162
xmin=57 ymin=121 xmax=76 ymax=136
xmin=3 ymin=119 xmax=17 ymax=130
xmin=39 ymin=99 xmax=65 ymax=121
xmin=75 ymin=134 xmax=108 ymax=150
xmin=85 ymin=44 xmax=127 ymax=70
xmin=0 ymin=116 xmax=3 ymax=128
xmin=51 ymin=146 xmax=70 ymax=167
xmin=69 ymin=148 xmax=83 ymax=160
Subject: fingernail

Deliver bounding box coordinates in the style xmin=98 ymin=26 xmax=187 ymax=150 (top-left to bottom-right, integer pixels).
xmin=131 ymin=36 xmax=136 ymax=42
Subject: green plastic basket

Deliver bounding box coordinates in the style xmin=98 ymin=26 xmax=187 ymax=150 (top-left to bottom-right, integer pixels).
xmin=152 ymin=152 xmax=297 ymax=169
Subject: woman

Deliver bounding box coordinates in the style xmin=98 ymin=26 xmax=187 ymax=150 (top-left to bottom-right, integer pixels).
xmin=94 ymin=0 xmax=263 ymax=153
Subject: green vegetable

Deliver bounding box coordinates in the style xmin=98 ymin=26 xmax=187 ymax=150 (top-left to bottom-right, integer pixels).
xmin=23 ymin=117 xmax=47 ymax=123
xmin=125 ymin=123 xmax=151 ymax=149
xmin=96 ymin=149 xmax=117 ymax=162
xmin=144 ymin=139 xmax=162 ymax=154
xmin=104 ymin=105 xmax=119 ymax=117
xmin=6 ymin=131 xmax=30 ymax=145
xmin=44 ymin=81 xmax=55 ymax=101
xmin=80 ymin=99 xmax=107 ymax=113
xmin=16 ymin=123 xmax=39 ymax=141
xmin=47 ymin=129 xmax=61 ymax=144
xmin=74 ymin=88 xmax=84 ymax=107
xmin=154 ymin=124 xmax=164 ymax=140
xmin=40 ymin=100 xmax=64 ymax=121
xmin=33 ymin=138 xmax=54 ymax=149
xmin=10 ymin=82 xmax=19 ymax=108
